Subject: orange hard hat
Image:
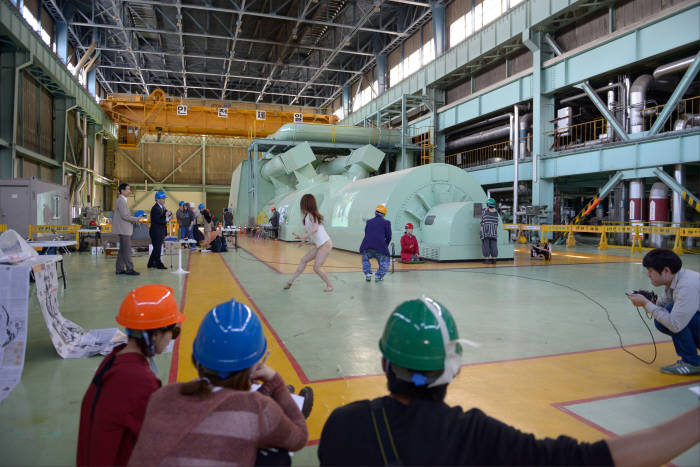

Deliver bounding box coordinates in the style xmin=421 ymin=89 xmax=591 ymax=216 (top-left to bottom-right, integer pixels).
xmin=271 ymin=206 xmax=276 ymax=211
xmin=116 ymin=284 xmax=185 ymax=330
xmin=375 ymin=204 xmax=387 ymax=215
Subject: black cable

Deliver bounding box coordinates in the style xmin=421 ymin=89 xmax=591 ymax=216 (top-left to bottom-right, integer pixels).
xmin=231 ymin=246 xmax=658 ymax=363
xmin=444 ymin=268 xmax=657 ymax=364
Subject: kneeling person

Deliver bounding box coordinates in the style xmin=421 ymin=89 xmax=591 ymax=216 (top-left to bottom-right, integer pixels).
xmin=628 ymin=248 xmax=700 ymax=375
xmin=360 ymin=204 xmax=392 ymax=282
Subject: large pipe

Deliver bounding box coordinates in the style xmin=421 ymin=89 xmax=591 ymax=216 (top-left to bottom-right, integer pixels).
xmin=653 ymin=56 xmax=696 ymax=80
xmin=630 ymin=75 xmax=654 ymax=133
xmin=513 ymin=105 xmax=520 ymax=223
xmin=445 ymin=125 xmax=510 ymax=152
xmin=649 ymin=182 xmax=669 ymax=248
xmin=268 ymin=123 xmax=401 ymax=146
xmin=519 ymin=113 xmax=532 ymax=157
xmin=560 ymin=83 xmax=624 ymax=105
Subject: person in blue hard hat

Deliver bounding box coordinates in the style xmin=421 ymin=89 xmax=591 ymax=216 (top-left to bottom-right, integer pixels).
xmin=128 ymin=299 xmax=309 ymax=466
xmin=147 ymin=191 xmax=171 ymax=269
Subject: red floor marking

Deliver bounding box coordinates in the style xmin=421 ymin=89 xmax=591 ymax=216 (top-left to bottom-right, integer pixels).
xmin=218 ymin=254 xmax=311 ymax=384
xmin=168 ymin=251 xmax=192 ymax=384
xmin=552 ymin=379 xmax=700 ymax=440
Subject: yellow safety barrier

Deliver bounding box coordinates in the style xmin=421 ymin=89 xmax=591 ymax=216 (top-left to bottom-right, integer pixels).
xmin=503 ymin=223 xmax=700 ymax=255
xmin=0 ymin=224 xmax=6 ymax=233
xmin=99 ymin=220 xmax=178 ymax=236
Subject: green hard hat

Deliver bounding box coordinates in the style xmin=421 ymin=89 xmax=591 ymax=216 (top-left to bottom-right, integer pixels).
xmin=379 ymin=297 xmax=461 ymax=372
xmin=487 ymin=198 xmax=497 ymax=206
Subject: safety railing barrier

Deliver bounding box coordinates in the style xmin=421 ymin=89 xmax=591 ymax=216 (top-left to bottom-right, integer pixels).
xmin=503 ymin=223 xmax=700 ymax=254
xmin=97 ymin=220 xmax=178 ymax=237
xmin=546 ymin=118 xmax=611 ymax=152
xmin=445 ymin=136 xmax=533 ymax=169
xmin=0 ymin=224 xmax=6 ymax=233
xmin=643 ymin=95 xmax=700 ymax=134
xmin=28 ymin=225 xmax=80 ymax=244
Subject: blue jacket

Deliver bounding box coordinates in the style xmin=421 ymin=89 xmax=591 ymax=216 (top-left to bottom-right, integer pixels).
xmin=359 ymin=215 xmax=392 ymax=255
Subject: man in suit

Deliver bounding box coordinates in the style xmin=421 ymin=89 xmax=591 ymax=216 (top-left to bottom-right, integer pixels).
xmin=148 ymin=191 xmax=170 ymax=269
xmin=113 ymin=183 xmax=141 ymax=275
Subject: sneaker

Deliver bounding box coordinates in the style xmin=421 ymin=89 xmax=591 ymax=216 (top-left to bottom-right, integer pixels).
xmin=298 ymin=386 xmax=314 ymax=419
xmin=490 ymin=258 xmax=497 ymax=264
xmin=375 ymin=276 xmax=383 ymax=282
xmin=365 ymin=275 xmax=372 ymax=282
xmin=661 ymin=360 xmax=700 ymax=375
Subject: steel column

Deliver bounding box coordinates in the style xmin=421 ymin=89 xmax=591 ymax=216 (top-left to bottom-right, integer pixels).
xmin=653 ymin=167 xmax=700 ymax=214
xmin=377 ymin=54 xmax=387 ymax=96
xmin=579 ymin=83 xmax=630 ymax=141
xmin=201 ymin=136 xmax=207 ymax=205
xmin=430 ymin=0 xmax=446 ymax=58
xmin=401 ymin=94 xmax=407 ymax=169
xmin=648 ymin=53 xmax=700 ymax=136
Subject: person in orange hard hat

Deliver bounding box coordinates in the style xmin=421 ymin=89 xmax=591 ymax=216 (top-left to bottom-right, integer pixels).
xmin=400 ymin=222 xmax=420 ymax=263
xmin=77 ymin=285 xmax=185 ymax=467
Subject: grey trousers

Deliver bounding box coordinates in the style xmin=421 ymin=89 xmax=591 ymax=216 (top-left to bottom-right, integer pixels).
xmin=481 ymin=238 xmax=498 ymax=258
xmin=117 ymin=234 xmax=134 ymax=272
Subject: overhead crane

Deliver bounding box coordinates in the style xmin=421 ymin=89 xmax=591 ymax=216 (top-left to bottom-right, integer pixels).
xmin=100 ymin=89 xmax=338 ymax=149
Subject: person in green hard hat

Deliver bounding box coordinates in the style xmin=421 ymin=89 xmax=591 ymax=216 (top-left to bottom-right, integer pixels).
xmin=318 ymin=296 xmax=700 ymax=466
xmin=480 ymin=198 xmax=500 ymax=264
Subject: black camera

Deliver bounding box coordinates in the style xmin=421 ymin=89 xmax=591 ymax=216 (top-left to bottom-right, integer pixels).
xmin=631 ymin=289 xmax=658 ymax=303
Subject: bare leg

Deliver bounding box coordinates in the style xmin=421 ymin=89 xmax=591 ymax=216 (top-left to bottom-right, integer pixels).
xmin=285 ymin=246 xmax=318 ymax=288
xmin=313 ymin=241 xmax=333 ymax=291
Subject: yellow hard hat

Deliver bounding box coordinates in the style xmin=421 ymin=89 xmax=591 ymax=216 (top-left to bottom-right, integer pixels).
xmin=375 ymin=204 xmax=387 ymax=215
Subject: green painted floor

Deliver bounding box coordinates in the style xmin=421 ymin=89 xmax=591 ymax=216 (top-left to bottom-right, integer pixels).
xmin=1 ymin=245 xmax=698 ymax=466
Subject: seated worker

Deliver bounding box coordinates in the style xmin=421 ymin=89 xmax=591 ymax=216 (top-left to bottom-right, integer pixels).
xmin=270 ymin=206 xmax=280 ymax=240
xmin=628 ymin=248 xmax=700 ymax=375
xmin=318 ymin=296 xmax=700 ymax=466
xmin=127 ymin=299 xmax=308 ymax=466
xmin=530 ymin=240 xmax=552 ymax=261
xmin=359 ymin=204 xmax=392 ymax=282
xmin=400 ymin=223 xmax=420 ymax=263
xmin=77 ymin=285 xmax=185 ymax=466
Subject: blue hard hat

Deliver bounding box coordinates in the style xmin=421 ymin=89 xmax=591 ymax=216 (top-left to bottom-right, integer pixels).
xmin=155 ymin=190 xmax=167 ymax=199
xmin=198 ymin=203 xmax=205 ymax=210
xmin=179 ymin=200 xmax=185 ymax=206
xmin=192 ymin=300 xmax=267 ymax=376
xmin=134 ymin=210 xmax=146 ymax=217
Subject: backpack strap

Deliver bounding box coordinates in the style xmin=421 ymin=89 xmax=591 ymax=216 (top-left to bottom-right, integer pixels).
xmin=369 ymin=398 xmax=403 ymax=466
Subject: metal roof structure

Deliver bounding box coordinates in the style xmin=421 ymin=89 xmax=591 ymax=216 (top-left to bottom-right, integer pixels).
xmin=52 ymin=0 xmax=435 ymax=107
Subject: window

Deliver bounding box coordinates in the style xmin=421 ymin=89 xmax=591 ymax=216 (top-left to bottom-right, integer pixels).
xmin=22 ymin=6 xmax=39 ymax=31
xmin=424 ymin=215 xmax=436 ymax=225
xmin=482 ymin=0 xmax=502 ymax=26
xmin=422 ymin=38 xmax=435 ymax=65
xmin=389 ymin=64 xmax=402 ymax=87
xmin=449 ymin=14 xmax=466 ymax=47
xmin=405 ymin=49 xmax=421 ymax=77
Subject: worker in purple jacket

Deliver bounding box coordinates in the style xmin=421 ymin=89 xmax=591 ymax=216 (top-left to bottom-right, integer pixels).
xmin=359 ymin=204 xmax=392 ymax=283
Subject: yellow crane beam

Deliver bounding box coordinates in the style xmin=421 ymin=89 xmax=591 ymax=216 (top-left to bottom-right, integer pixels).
xmin=100 ymin=89 xmax=337 ymax=149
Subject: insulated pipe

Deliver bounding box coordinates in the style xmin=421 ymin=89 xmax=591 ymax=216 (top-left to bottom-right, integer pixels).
xmin=630 ymin=75 xmax=654 ymax=133
xmin=649 ymin=182 xmax=669 ymax=248
xmin=653 ymin=56 xmax=696 ymax=80
xmin=560 ymin=83 xmax=624 ymax=105
xmin=445 ymin=125 xmax=510 ymax=152
xmin=519 ymin=113 xmax=532 ymax=157
xmin=447 ymin=114 xmax=512 ymax=136
xmin=629 ymin=179 xmax=644 ymax=242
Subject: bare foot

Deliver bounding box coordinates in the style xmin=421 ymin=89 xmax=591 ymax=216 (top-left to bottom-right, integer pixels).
xmin=324 ymin=286 xmax=333 ymax=292
xmin=283 ymin=282 xmax=293 ymax=290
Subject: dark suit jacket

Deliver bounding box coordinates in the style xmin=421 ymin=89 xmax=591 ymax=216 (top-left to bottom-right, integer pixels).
xmin=150 ymin=203 xmax=168 ymax=236
xmin=359 ymin=215 xmax=392 ymax=255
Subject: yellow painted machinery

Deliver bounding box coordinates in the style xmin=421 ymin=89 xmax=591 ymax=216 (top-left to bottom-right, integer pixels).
xmin=100 ymin=89 xmax=337 ymax=149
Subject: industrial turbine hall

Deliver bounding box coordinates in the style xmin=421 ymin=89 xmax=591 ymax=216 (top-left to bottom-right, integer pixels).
xmin=0 ymin=0 xmax=699 ymax=465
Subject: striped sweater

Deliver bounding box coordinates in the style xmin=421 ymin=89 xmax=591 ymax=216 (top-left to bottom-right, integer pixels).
xmin=127 ymin=373 xmax=307 ymax=466
xmin=480 ymin=209 xmax=500 ymax=239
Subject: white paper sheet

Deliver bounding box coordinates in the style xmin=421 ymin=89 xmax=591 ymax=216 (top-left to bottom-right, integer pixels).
xmin=0 ymin=264 xmax=30 ymax=403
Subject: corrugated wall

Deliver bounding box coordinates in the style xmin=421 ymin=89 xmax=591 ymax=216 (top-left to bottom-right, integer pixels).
xmin=17 ymin=72 xmax=55 ymax=159
xmin=114 ymin=140 xmax=248 ymax=187
xmin=615 ymin=0 xmax=687 ymax=30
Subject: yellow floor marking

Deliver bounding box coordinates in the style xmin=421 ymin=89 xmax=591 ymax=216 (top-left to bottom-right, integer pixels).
xmin=178 ymin=250 xmax=698 ymax=444
xmin=236 ymin=236 xmax=640 ymax=274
